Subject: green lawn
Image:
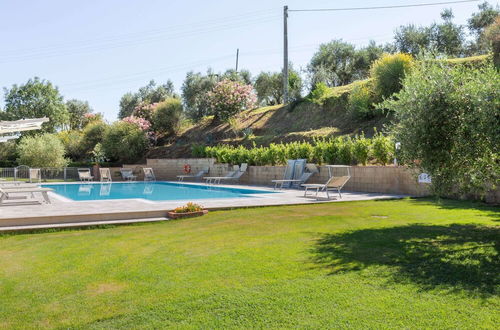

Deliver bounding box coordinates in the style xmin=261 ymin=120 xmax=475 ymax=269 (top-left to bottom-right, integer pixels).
xmin=0 ymin=199 xmax=498 ymax=329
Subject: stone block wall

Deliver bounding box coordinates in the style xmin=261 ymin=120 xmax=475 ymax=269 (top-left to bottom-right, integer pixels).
xmin=142 ymin=159 xmax=431 ymax=196
xmin=99 ymin=159 xmax=498 ymax=202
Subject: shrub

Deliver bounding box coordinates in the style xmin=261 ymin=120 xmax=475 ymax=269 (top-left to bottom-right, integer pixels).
xmin=370 ymin=53 xmax=414 ymax=98
xmin=81 ymin=121 xmax=108 ymax=156
xmin=308 ymin=82 xmax=332 ymax=105
xmin=152 ymin=98 xmax=183 ymax=135
xmin=122 ymin=116 xmax=151 ymax=131
xmin=353 ymin=133 xmax=371 ymax=165
xmin=382 ymin=61 xmax=499 ymax=198
xmin=17 ymin=133 xmax=69 ymax=168
xmin=206 ymin=79 xmax=256 ymax=121
xmin=348 ymin=80 xmax=376 ymax=119
xmin=195 ymin=135 xmax=393 ymax=166
xmin=0 ymin=140 xmax=18 ymax=167
xmin=102 ymin=121 xmax=148 ymax=163
xmin=371 ymin=132 xmax=394 ymax=165
xmin=132 ymin=102 xmax=157 ymax=122
xmin=91 ymin=143 xmax=107 ymax=164
xmin=57 ymin=130 xmax=83 ymax=160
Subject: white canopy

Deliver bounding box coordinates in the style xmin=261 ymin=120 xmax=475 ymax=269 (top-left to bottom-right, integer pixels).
xmin=0 ymin=134 xmax=20 ymax=143
xmin=0 ymin=117 xmax=49 ymax=134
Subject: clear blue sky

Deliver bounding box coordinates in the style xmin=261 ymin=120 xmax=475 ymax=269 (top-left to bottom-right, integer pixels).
xmin=0 ymin=0 xmax=492 ymax=121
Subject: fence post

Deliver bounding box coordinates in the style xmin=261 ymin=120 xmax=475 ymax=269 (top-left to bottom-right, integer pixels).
xmin=64 ymin=167 xmax=67 ymax=182
xmin=14 ymin=167 xmax=17 ymax=181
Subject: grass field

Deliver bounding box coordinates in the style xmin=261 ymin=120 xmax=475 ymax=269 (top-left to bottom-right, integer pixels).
xmin=0 ymin=198 xmax=498 ymax=328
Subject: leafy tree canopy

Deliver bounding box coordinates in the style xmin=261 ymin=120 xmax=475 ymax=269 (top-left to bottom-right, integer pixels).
xmin=118 ymin=80 xmax=175 ymax=119
xmin=2 ymin=77 xmax=69 ymax=133
xmin=181 ymin=69 xmax=252 ymax=120
xmin=468 ymin=1 xmax=499 ymax=36
xmin=254 ymin=65 xmax=302 ymax=106
xmin=66 ymin=99 xmax=93 ymax=130
xmin=394 ymin=9 xmax=465 ymax=57
xmin=382 ymin=60 xmax=499 ymax=198
xmin=308 ymin=39 xmax=384 ymax=88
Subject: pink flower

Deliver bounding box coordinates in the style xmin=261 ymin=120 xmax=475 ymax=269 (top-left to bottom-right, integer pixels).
xmin=122 ymin=116 xmax=151 ymax=131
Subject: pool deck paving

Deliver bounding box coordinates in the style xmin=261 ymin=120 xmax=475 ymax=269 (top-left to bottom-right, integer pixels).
xmin=0 ymin=181 xmax=407 ymax=230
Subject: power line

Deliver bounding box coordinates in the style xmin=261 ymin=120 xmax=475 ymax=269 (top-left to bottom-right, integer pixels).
xmin=0 ymin=12 xmax=281 ymax=64
xmin=62 ymin=33 xmax=394 ymax=94
xmin=1 ymin=8 xmax=279 ymax=56
xmin=289 ymin=0 xmax=480 ymax=12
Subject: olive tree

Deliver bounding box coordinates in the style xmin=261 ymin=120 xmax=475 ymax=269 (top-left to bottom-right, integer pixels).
xmin=17 ymin=134 xmax=69 ymax=167
xmin=382 ymin=61 xmax=499 ymax=198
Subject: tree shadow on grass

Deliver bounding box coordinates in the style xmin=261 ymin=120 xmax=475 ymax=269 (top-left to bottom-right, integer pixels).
xmin=311 ymin=224 xmax=499 ymax=295
xmin=376 ymin=197 xmax=500 ymax=221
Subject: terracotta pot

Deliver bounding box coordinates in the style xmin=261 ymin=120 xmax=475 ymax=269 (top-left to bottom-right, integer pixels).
xmin=167 ymin=209 xmax=208 ymax=219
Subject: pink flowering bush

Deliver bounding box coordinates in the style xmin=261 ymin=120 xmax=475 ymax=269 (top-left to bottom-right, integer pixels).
xmin=206 ymin=79 xmax=256 ymax=121
xmin=122 ymin=116 xmax=151 ymax=131
xmin=132 ymin=102 xmax=158 ymax=122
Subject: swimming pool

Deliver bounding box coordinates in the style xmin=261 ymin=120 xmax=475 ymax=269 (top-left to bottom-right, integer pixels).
xmin=42 ymin=182 xmax=275 ymax=201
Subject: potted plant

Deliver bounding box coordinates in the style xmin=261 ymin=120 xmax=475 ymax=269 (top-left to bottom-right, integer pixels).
xmin=167 ymin=202 xmax=208 ymax=219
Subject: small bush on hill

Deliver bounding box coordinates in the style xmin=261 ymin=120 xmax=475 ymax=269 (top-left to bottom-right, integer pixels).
xmin=102 ymin=122 xmax=148 ymax=163
xmin=307 ymin=82 xmax=332 ymax=105
xmin=370 ymin=53 xmax=414 ymax=98
xmin=383 ymin=60 xmax=499 ymax=197
xmin=17 ymin=133 xmax=69 ymax=168
xmin=152 ymin=98 xmax=183 ymax=135
xmin=348 ymin=80 xmax=378 ymax=119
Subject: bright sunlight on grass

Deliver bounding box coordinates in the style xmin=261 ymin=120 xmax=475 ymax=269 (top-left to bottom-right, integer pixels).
xmin=0 ymin=199 xmax=498 ymax=328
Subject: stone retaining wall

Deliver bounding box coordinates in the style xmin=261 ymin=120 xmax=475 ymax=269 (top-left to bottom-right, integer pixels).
xmin=143 ymin=158 xmax=431 ymax=196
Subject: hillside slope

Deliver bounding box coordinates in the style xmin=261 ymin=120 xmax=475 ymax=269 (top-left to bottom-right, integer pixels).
xmin=148 ymin=99 xmax=390 ymax=158
xmin=148 ymin=55 xmax=494 ymax=159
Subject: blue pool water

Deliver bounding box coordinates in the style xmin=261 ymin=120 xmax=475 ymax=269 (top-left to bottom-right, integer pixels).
xmin=42 ymin=182 xmax=275 ymax=201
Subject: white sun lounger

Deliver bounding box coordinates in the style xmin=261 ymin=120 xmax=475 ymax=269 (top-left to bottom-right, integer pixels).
xmin=120 ymin=168 xmax=137 ymax=181
xmin=78 ymin=168 xmax=93 ymax=182
xmin=177 ymin=167 xmax=209 ymax=181
xmin=143 ymin=168 xmax=156 ymax=181
xmin=99 ymin=168 xmax=112 ymax=182
xmin=204 ymin=170 xmax=237 ymax=184
xmin=302 ymin=175 xmax=351 ymax=199
xmin=0 ymin=181 xmax=39 ymax=188
xmin=0 ymin=186 xmax=53 ymax=205
xmin=204 ymin=164 xmax=247 ymax=184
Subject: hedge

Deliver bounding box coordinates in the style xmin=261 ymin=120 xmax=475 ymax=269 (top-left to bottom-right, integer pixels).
xmin=192 ymin=133 xmax=394 ymax=166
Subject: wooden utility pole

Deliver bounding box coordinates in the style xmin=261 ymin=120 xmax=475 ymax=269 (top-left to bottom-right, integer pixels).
xmin=235 ymin=48 xmax=239 ymax=72
xmin=283 ymin=5 xmax=289 ymax=104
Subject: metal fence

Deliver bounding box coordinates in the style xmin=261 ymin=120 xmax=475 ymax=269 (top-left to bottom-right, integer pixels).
xmin=0 ymin=166 xmax=90 ymax=182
